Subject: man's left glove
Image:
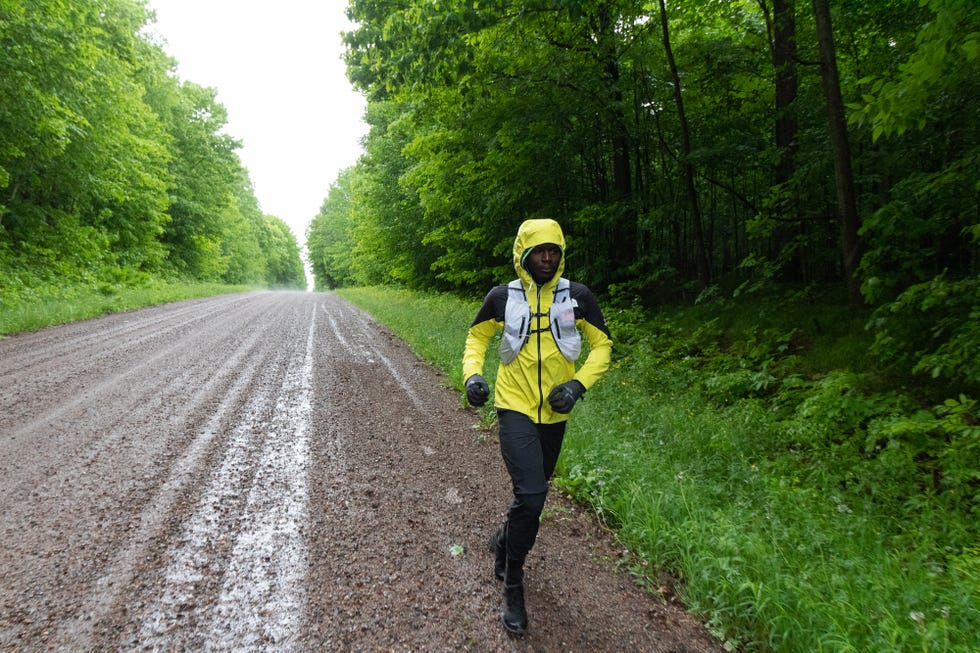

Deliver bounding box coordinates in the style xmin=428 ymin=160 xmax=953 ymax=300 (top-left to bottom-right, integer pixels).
xmin=548 ymin=380 xmax=585 ymax=414
xmin=465 ymin=374 xmax=490 ymax=407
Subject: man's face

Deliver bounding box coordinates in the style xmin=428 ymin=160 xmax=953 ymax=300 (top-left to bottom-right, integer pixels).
xmin=525 ymin=243 xmax=562 ymax=285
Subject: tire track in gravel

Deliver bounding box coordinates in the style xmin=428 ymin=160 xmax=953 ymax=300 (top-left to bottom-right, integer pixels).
xmin=322 ymin=300 xmax=424 ymax=410
xmin=0 ymin=292 xmax=318 ymax=650
xmin=0 ymin=293 xmax=250 ymax=381
xmin=0 ymin=294 xmax=289 ymax=506
xmin=130 ymin=299 xmax=317 ymax=651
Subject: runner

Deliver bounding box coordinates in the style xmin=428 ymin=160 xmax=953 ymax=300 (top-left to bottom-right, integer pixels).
xmin=462 ymin=218 xmax=613 ymax=635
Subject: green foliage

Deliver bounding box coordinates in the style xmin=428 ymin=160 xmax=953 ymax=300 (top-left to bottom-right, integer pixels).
xmin=0 ymin=0 xmax=171 ymax=271
xmin=0 ymin=0 xmax=306 ymax=296
xmin=259 ymin=215 xmax=306 ymax=288
xmin=307 ymin=169 xmax=357 ymax=290
xmin=850 ymin=0 xmax=980 ymax=141
xmin=868 ymin=274 xmax=980 ymax=398
xmin=345 ymin=285 xmax=980 ymax=653
xmin=859 ymin=155 xmax=980 ymax=305
xmin=158 ymin=82 xmax=241 ymax=280
xmin=329 ymin=0 xmax=980 ymax=310
xmin=347 ymin=101 xmax=447 ymax=289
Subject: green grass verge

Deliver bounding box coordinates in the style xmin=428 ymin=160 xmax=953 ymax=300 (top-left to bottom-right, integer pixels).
xmin=0 ymin=278 xmax=255 ymax=336
xmin=338 ymin=285 xmax=980 ymax=653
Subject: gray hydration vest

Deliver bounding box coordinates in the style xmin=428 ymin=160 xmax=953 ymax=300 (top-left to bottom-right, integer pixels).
xmin=499 ymin=278 xmax=582 ymax=364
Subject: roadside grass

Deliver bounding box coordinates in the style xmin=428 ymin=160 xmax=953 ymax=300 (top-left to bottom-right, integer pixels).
xmin=340 ymin=285 xmax=980 ymax=653
xmin=0 ymin=279 xmax=255 ymax=335
xmin=565 ymin=369 xmax=977 ymax=652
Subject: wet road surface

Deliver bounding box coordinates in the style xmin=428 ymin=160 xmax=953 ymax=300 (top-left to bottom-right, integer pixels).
xmin=0 ymin=291 xmax=724 ymax=652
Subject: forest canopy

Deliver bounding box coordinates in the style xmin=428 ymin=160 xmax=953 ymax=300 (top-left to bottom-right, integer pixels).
xmin=312 ymin=0 xmax=977 ymax=300
xmin=308 ymin=0 xmax=978 ymax=397
xmin=0 ymin=0 xmax=306 ymax=297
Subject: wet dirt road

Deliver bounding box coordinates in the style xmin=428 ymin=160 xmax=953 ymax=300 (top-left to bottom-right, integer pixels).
xmin=0 ymin=292 xmax=724 ymax=652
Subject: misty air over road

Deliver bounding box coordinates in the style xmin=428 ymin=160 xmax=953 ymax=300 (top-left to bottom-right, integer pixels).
xmin=0 ymin=292 xmax=721 ymax=652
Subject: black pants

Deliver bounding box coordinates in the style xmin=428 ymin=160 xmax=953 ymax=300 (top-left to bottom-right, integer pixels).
xmin=497 ymin=409 xmax=567 ymax=561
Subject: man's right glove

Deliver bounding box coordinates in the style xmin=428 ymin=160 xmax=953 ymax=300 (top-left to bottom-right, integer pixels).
xmin=465 ymin=374 xmax=490 ymax=407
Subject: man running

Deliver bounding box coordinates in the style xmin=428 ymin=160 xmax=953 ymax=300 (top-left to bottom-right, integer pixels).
xmin=462 ymin=218 xmax=613 ymax=635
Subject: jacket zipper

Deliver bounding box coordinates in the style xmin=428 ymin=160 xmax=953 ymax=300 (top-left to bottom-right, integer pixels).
xmin=536 ymin=289 xmax=543 ymax=423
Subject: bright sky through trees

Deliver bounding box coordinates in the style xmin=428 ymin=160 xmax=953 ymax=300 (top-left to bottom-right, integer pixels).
xmin=146 ymin=0 xmax=368 ymax=248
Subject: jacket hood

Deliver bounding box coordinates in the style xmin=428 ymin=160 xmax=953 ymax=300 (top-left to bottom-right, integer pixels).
xmin=513 ymin=219 xmax=566 ymax=287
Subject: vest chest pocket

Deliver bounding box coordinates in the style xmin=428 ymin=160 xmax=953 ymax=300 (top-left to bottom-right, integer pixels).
xmin=500 ymin=283 xmax=531 ymax=364
xmin=549 ymin=288 xmax=581 ymax=362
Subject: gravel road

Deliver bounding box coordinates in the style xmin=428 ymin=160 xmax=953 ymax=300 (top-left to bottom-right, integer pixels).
xmin=0 ymin=291 xmax=725 ymax=652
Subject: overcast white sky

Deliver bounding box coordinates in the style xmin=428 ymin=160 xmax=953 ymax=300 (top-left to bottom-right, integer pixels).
xmin=145 ymin=0 xmax=369 ymax=249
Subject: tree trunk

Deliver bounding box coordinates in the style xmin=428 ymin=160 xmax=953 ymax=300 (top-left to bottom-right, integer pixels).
xmin=765 ymin=0 xmax=806 ymax=281
xmin=772 ymin=0 xmax=798 ymax=188
xmin=596 ymin=3 xmax=632 ymax=202
xmin=812 ymin=0 xmax=864 ymax=307
xmin=595 ymin=2 xmax=634 ymax=279
xmin=658 ymin=0 xmax=710 ymax=286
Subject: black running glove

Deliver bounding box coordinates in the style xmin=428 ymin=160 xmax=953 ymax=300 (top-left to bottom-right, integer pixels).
xmin=465 ymin=374 xmax=490 ymax=407
xmin=548 ymin=380 xmax=585 ymax=414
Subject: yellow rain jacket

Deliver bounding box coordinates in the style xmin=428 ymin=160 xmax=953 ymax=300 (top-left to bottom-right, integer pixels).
xmin=463 ymin=219 xmax=613 ymax=424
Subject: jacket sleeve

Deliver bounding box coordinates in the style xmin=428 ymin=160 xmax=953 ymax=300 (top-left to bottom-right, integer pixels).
xmin=462 ymin=287 xmax=505 ymax=381
xmin=571 ymin=285 xmax=612 ymax=390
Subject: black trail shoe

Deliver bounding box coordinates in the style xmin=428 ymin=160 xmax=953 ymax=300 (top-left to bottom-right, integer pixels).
xmin=500 ymin=559 xmax=527 ymax=635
